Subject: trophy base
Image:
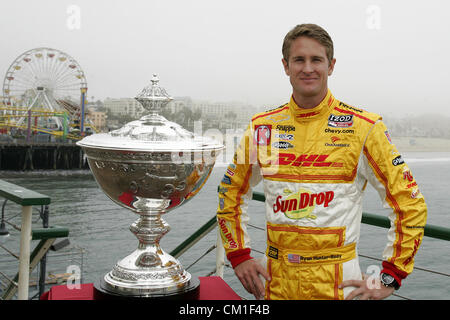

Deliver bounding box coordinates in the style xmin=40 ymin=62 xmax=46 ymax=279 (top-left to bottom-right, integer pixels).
xmin=93 ymin=277 xmax=200 ymax=300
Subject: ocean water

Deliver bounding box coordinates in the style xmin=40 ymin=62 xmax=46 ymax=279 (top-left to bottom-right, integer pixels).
xmin=0 ymin=151 xmax=448 ymax=300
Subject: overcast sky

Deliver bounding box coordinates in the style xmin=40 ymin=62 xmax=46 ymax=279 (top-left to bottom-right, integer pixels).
xmin=1 ymin=0 xmax=449 ymax=117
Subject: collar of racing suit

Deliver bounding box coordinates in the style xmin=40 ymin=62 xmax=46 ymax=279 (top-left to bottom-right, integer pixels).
xmin=288 ymin=89 xmax=335 ymax=122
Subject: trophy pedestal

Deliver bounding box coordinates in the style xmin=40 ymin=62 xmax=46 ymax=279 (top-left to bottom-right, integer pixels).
xmin=91 ymin=213 xmax=200 ymax=300
xmin=93 ymin=277 xmax=200 ymax=300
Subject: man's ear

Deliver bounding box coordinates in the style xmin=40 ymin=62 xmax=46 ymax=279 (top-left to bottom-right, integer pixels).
xmin=328 ymin=58 xmax=336 ymax=76
xmin=282 ymin=58 xmax=289 ymax=76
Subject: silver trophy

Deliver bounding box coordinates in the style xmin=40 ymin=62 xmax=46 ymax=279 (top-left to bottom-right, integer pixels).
xmin=77 ymin=75 xmax=223 ymax=299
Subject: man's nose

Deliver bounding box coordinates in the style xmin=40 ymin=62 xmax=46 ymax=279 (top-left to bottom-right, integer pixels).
xmin=303 ymin=60 xmax=314 ymax=73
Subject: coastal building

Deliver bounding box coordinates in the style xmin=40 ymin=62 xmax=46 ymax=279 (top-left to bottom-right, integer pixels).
xmin=101 ymin=95 xmax=257 ymax=133
xmin=161 ymin=97 xmax=258 ymax=131
xmin=88 ymin=111 xmax=107 ymax=132
xmin=103 ymin=98 xmax=144 ymax=118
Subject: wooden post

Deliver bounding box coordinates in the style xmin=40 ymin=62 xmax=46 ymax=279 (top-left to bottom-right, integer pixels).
xmin=78 ymin=147 xmax=82 ymax=169
xmin=64 ymin=148 xmax=70 ymax=169
xmin=27 ymin=110 xmax=31 ymax=143
xmin=17 ymin=205 xmax=32 ymax=300
xmin=80 ymin=88 xmax=87 ymax=136
xmin=53 ymin=146 xmax=57 ymax=170
xmin=23 ymin=147 xmax=34 ymax=171
xmin=22 ymin=147 xmax=27 ymax=171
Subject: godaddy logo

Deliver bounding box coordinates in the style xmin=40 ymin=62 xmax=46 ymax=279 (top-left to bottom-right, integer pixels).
xmin=273 ymin=188 xmax=334 ymax=220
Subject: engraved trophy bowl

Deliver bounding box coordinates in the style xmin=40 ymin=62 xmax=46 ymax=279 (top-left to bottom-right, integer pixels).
xmin=77 ymin=75 xmax=223 ymax=299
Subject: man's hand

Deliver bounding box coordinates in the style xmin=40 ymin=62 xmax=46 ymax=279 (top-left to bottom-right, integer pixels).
xmin=339 ymin=274 xmax=395 ymax=300
xmin=234 ymin=259 xmax=271 ymax=300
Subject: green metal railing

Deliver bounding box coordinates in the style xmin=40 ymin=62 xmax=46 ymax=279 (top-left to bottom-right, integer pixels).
xmin=170 ymin=189 xmax=450 ymax=300
xmin=0 ymin=179 xmax=69 ymax=300
xmin=171 ymin=217 xmax=217 ymax=258
xmin=362 ymin=212 xmax=450 ymax=241
xmin=171 ymin=190 xmax=450 ymax=258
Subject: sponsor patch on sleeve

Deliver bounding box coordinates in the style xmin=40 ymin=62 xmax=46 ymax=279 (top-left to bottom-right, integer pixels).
xmin=392 ymin=155 xmax=404 ymax=166
xmin=384 ymin=130 xmax=393 ymax=144
xmin=221 ymin=175 xmax=232 ymax=185
xmin=218 ymin=186 xmax=228 ymax=194
xmin=226 ymin=168 xmax=235 ymax=176
xmin=254 ymin=125 xmax=272 ymax=146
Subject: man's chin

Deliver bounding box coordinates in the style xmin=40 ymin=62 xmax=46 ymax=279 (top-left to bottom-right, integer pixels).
xmin=298 ymin=89 xmax=320 ymax=98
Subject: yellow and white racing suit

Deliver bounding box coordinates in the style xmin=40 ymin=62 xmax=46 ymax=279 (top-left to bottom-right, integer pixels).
xmin=216 ymin=90 xmax=427 ymax=300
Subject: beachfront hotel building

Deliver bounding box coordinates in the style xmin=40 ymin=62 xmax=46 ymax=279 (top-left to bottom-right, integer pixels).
xmin=88 ymin=111 xmax=107 ymax=132
xmin=103 ymin=98 xmax=144 ymax=118
xmin=102 ymin=96 xmax=258 ymax=132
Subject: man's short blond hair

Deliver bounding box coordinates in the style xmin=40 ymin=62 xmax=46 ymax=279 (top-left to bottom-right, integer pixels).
xmin=282 ymin=24 xmax=334 ymax=64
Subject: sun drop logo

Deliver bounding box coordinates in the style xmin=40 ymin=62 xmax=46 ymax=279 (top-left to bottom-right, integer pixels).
xmin=273 ymin=188 xmax=334 ymax=220
xmin=218 ymin=218 xmax=238 ymax=249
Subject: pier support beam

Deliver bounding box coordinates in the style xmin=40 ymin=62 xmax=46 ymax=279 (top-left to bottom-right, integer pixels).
xmin=18 ymin=205 xmax=33 ymax=300
xmin=0 ymin=143 xmax=88 ymax=170
xmin=53 ymin=147 xmax=58 ymax=170
xmin=23 ymin=146 xmax=34 ymax=171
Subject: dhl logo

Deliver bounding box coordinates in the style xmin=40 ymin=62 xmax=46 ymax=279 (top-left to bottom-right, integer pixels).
xmin=296 ymin=111 xmax=320 ymax=118
xmin=275 ymin=153 xmax=343 ymax=167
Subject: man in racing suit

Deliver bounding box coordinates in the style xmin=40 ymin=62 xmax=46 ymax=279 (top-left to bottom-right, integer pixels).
xmin=216 ymin=24 xmax=427 ymax=300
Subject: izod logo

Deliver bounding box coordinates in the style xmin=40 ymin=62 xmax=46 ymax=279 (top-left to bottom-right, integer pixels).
xmin=328 ymin=114 xmax=354 ymax=128
xmin=273 ymin=189 xmax=334 ymax=220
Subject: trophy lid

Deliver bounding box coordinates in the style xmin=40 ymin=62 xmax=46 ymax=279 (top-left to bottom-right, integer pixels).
xmin=77 ymin=75 xmax=223 ymax=152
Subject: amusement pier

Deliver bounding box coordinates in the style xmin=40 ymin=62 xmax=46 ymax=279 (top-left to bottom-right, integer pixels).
xmin=1 ymin=47 xmax=95 ymax=170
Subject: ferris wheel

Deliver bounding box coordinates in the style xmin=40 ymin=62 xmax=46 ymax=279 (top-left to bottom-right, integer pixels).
xmin=2 ymin=47 xmax=88 ymax=129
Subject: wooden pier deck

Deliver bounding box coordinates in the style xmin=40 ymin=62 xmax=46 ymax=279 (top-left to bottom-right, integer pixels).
xmin=0 ymin=142 xmax=88 ymax=170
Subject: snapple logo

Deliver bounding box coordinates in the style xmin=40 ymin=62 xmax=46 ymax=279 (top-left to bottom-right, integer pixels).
xmin=273 ymin=189 xmax=334 ymax=220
